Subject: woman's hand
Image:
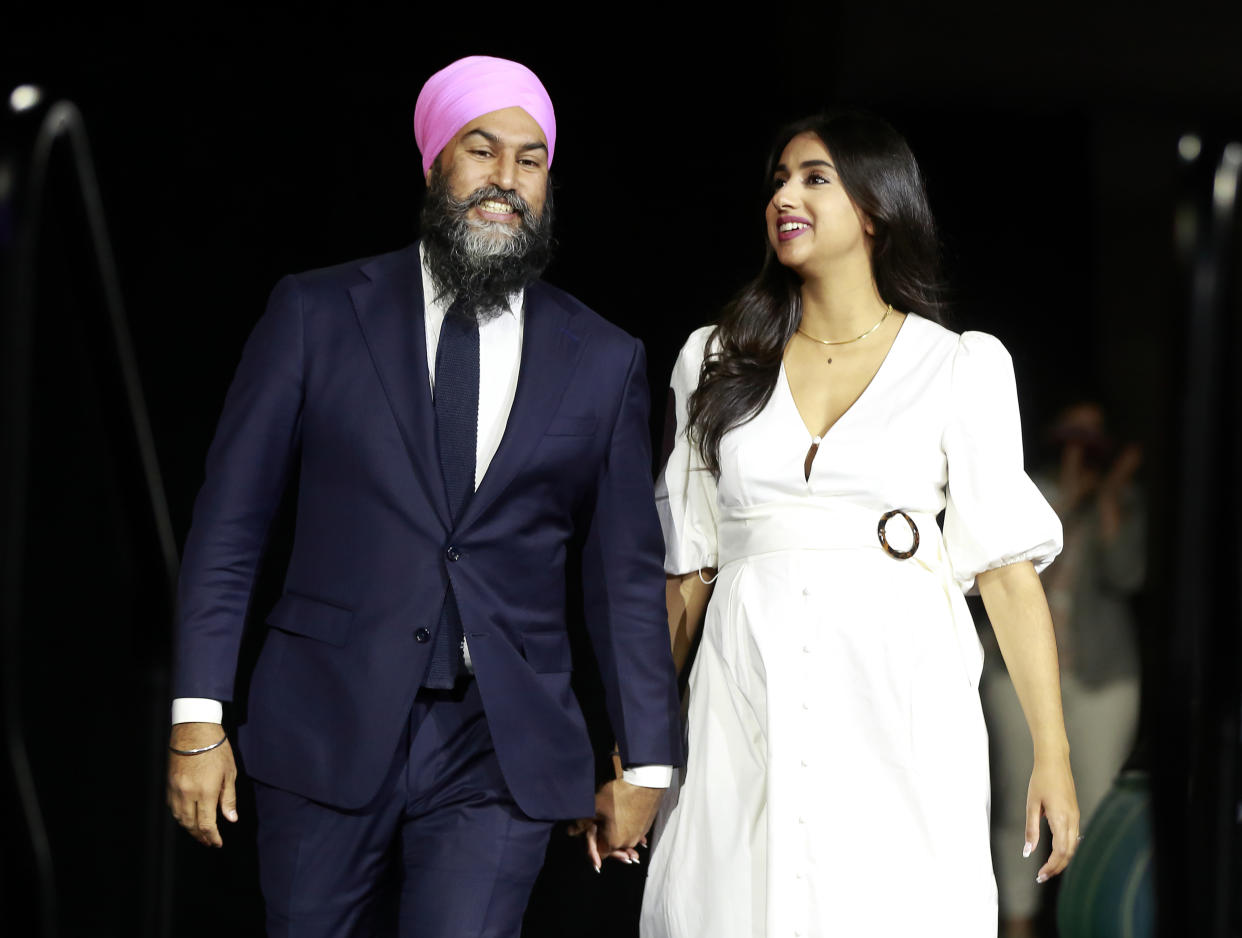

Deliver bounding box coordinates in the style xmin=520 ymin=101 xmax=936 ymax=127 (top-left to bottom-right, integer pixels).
xmin=567 ymin=817 xmax=642 ymax=871
xmin=1025 ymin=747 xmax=1080 ymax=883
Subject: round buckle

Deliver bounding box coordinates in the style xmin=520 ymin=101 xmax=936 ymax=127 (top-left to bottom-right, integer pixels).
xmin=877 ymin=509 xmax=919 ymax=560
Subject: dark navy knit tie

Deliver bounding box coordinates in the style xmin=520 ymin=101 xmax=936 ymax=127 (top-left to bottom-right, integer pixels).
xmin=424 ymin=302 xmax=479 ymax=689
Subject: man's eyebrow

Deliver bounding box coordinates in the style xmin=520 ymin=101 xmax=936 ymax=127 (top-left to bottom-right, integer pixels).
xmin=462 ymin=129 xmax=547 ymax=155
xmin=462 ymin=128 xmax=500 ymax=146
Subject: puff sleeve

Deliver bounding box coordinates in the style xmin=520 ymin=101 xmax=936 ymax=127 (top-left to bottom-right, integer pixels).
xmin=942 ymin=331 xmax=1063 ymax=593
xmin=655 ymin=326 xmax=720 ymax=575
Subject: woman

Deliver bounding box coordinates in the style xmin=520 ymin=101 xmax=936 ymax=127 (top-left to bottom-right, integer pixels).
xmin=638 ymin=113 xmax=1080 ymax=937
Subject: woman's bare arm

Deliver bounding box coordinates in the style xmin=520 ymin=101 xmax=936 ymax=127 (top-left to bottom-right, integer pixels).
xmin=978 ymin=560 xmax=1080 ymax=883
xmin=667 ymin=571 xmax=715 ymax=676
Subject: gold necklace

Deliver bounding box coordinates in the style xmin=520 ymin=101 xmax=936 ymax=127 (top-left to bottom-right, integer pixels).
xmin=796 ymin=303 xmax=893 ymax=348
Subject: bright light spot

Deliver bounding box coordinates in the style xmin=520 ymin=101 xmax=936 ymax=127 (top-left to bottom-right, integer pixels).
xmin=9 ymin=84 xmax=42 ymax=113
xmin=1213 ymin=143 xmax=1242 ymax=211
xmin=1178 ymin=134 xmax=1202 ymax=162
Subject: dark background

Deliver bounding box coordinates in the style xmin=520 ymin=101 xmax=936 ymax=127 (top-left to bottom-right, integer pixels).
xmin=2 ymin=2 xmax=1239 ymax=935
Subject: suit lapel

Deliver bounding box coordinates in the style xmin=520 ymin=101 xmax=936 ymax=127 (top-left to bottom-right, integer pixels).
xmin=349 ymin=243 xmax=451 ymax=529
xmin=460 ymin=282 xmax=585 ymax=529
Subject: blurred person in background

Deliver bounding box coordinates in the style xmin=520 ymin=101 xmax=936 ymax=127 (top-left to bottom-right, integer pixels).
xmin=982 ymin=399 xmax=1144 ymax=938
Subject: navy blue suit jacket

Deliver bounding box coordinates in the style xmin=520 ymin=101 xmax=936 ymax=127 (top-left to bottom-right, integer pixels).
xmin=172 ymin=243 xmax=682 ymax=818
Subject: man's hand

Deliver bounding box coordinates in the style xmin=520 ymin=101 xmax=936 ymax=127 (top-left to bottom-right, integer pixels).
xmin=569 ymin=778 xmax=661 ymax=871
xmin=594 ymin=779 xmax=661 ymax=855
xmin=166 ymin=723 xmax=238 ymax=847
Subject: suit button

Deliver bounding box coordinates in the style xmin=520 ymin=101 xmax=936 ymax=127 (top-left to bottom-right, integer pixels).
xmin=414 ymin=628 xmax=430 ymax=643
xmin=445 ymin=546 xmax=460 ymax=562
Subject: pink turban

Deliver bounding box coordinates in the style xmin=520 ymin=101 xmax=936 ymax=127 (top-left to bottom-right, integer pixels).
xmin=414 ymin=55 xmax=556 ymax=176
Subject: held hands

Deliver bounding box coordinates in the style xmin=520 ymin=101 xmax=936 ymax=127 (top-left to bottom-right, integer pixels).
xmin=1024 ymin=747 xmax=1080 ymax=883
xmin=166 ymin=722 xmax=239 ymax=847
xmin=569 ymin=770 xmax=663 ymax=872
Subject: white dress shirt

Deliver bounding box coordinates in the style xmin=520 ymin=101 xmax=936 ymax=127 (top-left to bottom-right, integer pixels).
xmin=174 ymin=247 xmax=670 ymax=788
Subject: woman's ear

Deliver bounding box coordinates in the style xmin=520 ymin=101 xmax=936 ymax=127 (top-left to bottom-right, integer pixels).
xmin=852 ymin=201 xmax=877 ymax=238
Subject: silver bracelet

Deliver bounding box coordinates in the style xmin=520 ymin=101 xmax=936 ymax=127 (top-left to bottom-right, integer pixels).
xmin=169 ymin=734 xmax=229 ymax=756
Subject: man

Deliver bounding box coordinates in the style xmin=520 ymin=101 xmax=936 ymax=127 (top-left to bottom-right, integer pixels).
xmin=166 ymin=55 xmax=681 ymax=937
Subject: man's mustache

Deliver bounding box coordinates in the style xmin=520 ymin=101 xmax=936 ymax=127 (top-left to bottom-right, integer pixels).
xmin=458 ymin=185 xmax=540 ymax=225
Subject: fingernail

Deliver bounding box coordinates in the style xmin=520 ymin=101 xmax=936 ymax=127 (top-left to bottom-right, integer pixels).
xmin=594 ymin=865 xmax=601 ymax=874
xmin=633 ymin=856 xmax=641 ymax=865
xmin=227 ymin=810 xmax=238 ymax=821
xmin=1036 ymin=873 xmax=1048 ymax=884
xmin=1023 ymin=842 xmax=1034 ymax=858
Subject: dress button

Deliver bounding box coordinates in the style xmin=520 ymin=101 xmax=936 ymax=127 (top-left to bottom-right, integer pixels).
xmin=802 ymin=645 xmax=811 ymax=654
xmin=800 ymin=759 xmax=808 ymax=767
xmin=414 ymin=627 xmax=431 ymax=643
xmin=801 ymin=702 xmax=809 ymax=710
xmin=446 ymin=546 xmax=461 ymax=562
xmin=795 ymin=871 xmax=803 ymax=880
xmin=797 ymin=816 xmax=806 ymax=824
xmin=802 ymin=587 xmax=810 ymax=596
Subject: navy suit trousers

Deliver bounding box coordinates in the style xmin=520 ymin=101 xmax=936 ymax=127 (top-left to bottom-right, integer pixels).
xmin=253 ymin=678 xmax=555 ymax=938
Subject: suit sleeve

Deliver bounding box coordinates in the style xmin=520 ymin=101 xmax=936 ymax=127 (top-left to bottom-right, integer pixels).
xmin=580 ymin=338 xmax=684 ymax=769
xmin=171 ymin=275 xmax=305 ymax=702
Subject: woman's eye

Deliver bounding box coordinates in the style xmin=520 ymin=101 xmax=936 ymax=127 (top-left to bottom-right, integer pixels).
xmin=807 ymin=173 xmax=829 ymax=185
xmin=771 ymin=177 xmax=787 ymax=191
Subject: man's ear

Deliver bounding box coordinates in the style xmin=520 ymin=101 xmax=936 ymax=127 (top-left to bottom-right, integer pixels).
xmin=426 ymin=153 xmax=443 ymax=185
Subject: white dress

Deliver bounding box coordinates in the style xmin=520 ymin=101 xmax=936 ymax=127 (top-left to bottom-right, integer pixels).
xmin=640 ymin=314 xmax=1063 ymax=938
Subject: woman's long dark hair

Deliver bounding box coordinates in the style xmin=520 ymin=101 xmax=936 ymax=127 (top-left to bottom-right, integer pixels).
xmin=688 ymin=112 xmax=946 ymax=475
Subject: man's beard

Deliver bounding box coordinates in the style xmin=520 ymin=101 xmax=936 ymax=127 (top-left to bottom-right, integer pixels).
xmin=420 ymin=168 xmax=555 ymax=323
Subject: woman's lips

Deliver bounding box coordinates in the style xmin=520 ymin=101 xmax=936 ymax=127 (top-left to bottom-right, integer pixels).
xmin=777 ymin=215 xmax=811 ymax=242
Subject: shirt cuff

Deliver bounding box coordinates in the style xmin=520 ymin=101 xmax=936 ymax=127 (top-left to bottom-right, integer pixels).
xmin=172 ymin=698 xmax=223 ymax=725
xmin=622 ymin=764 xmax=673 ymax=788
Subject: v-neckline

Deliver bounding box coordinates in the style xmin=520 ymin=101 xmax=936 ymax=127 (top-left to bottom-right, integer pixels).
xmin=779 ymin=311 xmax=915 ymax=445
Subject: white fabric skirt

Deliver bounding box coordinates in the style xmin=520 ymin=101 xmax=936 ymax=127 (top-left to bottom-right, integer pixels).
xmin=641 ymin=512 xmax=997 ymax=938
